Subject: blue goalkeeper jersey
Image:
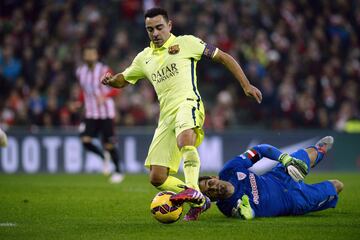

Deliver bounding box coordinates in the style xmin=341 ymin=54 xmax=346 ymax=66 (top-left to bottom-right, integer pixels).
xmin=216 ymin=150 xmax=294 ymax=217
xmin=216 ymin=145 xmax=338 ymax=218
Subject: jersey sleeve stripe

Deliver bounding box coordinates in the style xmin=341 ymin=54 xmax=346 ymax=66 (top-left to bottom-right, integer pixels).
xmin=246 ymin=149 xmax=261 ymax=164
xmin=246 ymin=150 xmax=255 ymax=157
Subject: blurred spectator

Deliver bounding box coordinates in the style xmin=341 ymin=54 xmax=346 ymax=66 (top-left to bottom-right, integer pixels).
xmin=0 ymin=46 xmax=22 ymax=93
xmin=211 ymin=90 xmax=236 ymax=132
xmin=0 ymin=0 xmax=359 ymax=132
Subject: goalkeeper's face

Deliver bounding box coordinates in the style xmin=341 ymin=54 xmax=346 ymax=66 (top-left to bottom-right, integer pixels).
xmin=199 ymin=177 xmax=234 ymax=201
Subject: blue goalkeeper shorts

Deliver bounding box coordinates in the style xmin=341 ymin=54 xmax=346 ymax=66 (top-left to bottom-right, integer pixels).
xmin=271 ymin=148 xmax=338 ymax=215
xmin=289 ymin=180 xmax=338 ymax=215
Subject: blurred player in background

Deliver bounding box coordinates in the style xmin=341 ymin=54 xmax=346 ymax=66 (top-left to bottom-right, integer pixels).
xmin=198 ymin=136 xmax=343 ymax=219
xmin=101 ymin=7 xmax=262 ymax=220
xmin=0 ymin=128 xmax=7 ymax=147
xmin=76 ymin=45 xmax=124 ymax=183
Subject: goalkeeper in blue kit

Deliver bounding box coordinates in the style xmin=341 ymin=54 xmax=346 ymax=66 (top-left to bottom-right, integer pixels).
xmin=198 ymin=136 xmax=343 ymax=219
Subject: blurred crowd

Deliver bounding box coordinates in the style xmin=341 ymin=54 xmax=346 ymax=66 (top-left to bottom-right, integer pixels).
xmin=0 ymin=0 xmax=359 ymax=132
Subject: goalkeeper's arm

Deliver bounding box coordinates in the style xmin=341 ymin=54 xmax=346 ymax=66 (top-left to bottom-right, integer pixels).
xmin=278 ymin=153 xmax=308 ymax=182
xmin=251 ymin=144 xmax=308 ymax=182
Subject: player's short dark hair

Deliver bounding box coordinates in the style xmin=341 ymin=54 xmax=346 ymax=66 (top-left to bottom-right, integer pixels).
xmin=144 ymin=7 xmax=169 ymax=22
xmin=83 ymin=44 xmax=97 ymax=51
xmin=82 ymin=44 xmax=98 ymax=56
xmin=198 ymin=176 xmax=214 ymax=184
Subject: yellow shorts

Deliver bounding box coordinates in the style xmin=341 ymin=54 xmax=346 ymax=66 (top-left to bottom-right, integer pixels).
xmin=144 ymin=101 xmax=205 ymax=174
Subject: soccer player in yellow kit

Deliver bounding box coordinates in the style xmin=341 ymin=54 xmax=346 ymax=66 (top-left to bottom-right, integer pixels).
xmin=101 ymin=7 xmax=262 ymax=221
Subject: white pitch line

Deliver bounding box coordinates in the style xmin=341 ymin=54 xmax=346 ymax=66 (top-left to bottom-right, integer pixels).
xmin=0 ymin=222 xmax=17 ymax=227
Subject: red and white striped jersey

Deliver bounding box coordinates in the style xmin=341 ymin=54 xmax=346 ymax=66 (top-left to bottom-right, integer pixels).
xmin=76 ymin=62 xmax=118 ymax=119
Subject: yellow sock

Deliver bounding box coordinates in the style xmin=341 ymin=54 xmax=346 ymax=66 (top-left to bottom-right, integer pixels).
xmin=181 ymin=146 xmax=201 ymax=191
xmin=157 ymin=176 xmax=185 ymax=193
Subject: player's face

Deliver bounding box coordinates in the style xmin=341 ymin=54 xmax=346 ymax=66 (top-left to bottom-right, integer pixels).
xmin=83 ymin=48 xmax=98 ymax=64
xmin=145 ymin=15 xmax=172 ymax=48
xmin=199 ymin=177 xmax=234 ymax=201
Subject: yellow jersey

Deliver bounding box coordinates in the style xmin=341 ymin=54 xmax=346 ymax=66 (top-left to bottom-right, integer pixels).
xmin=122 ymin=34 xmax=218 ymax=116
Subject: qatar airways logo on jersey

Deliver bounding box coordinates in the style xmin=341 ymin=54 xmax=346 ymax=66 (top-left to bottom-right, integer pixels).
xmin=249 ymin=173 xmax=260 ymax=204
xmin=151 ymin=63 xmax=179 ymax=83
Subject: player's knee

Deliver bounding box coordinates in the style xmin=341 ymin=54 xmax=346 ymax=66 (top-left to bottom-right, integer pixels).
xmin=150 ymin=174 xmax=168 ymax=187
xmin=149 ymin=166 xmax=169 ymax=187
xmin=150 ymin=168 xmax=168 ymax=187
xmin=177 ymin=129 xmax=196 ymax=149
xmin=81 ymin=136 xmax=92 ymax=144
xmin=330 ymin=179 xmax=344 ymax=193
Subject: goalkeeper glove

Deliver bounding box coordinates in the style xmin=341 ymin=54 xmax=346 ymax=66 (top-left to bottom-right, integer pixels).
xmin=239 ymin=195 xmax=255 ymax=220
xmin=278 ymin=153 xmax=308 ymax=182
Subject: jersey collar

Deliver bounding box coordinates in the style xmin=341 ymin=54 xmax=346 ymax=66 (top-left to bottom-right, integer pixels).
xmin=150 ymin=34 xmax=176 ymax=51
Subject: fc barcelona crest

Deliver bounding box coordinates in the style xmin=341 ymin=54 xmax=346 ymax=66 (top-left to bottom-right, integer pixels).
xmin=168 ymin=44 xmax=180 ymax=54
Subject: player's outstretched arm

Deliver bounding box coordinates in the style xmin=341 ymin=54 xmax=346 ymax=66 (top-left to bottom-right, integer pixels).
xmin=252 ymin=144 xmax=282 ymax=160
xmin=252 ymin=144 xmax=308 ymax=182
xmin=212 ymin=49 xmax=262 ymax=104
xmin=101 ymin=72 xmax=129 ymax=88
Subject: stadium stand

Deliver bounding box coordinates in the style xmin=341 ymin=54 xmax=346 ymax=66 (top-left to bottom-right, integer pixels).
xmin=0 ymin=0 xmax=359 ymax=131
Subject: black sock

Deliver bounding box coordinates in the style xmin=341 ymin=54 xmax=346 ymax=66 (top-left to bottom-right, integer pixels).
xmin=109 ymin=148 xmax=121 ymax=173
xmin=83 ymin=142 xmax=104 ymax=159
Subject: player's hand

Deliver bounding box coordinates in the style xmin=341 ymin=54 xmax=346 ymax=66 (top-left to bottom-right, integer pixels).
xmin=244 ymin=84 xmax=262 ymax=104
xmin=101 ymin=72 xmax=114 ymax=86
xmin=279 ymin=153 xmax=308 ymax=182
xmin=101 ymin=72 xmax=127 ymax=88
xmin=0 ymin=128 xmax=8 ymax=147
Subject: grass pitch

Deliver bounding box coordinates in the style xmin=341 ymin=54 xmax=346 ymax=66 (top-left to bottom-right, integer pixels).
xmin=0 ymin=173 xmax=359 ymax=240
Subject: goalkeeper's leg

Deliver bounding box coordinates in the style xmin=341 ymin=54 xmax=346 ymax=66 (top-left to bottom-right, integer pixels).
xmin=305 ymin=136 xmax=334 ymax=168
